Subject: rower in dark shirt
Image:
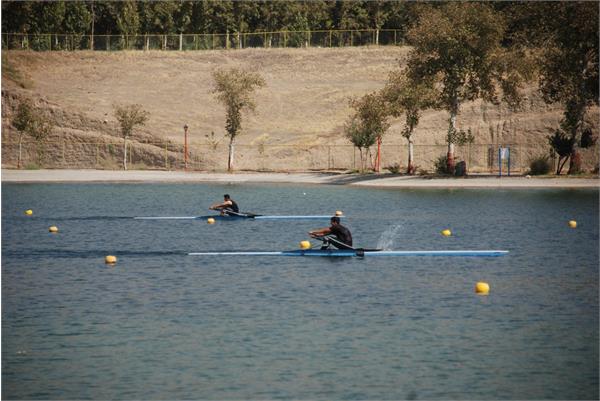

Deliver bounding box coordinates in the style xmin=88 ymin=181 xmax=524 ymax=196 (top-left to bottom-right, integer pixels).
xmin=309 ymin=216 xmax=353 ymax=250
xmin=209 ymin=194 xmax=240 ymax=215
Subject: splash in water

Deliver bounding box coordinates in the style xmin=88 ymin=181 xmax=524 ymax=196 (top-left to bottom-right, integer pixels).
xmin=376 ymin=224 xmax=404 ymax=250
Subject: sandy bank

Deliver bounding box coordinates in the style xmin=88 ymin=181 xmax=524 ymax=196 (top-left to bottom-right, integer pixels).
xmin=2 ymin=169 xmax=599 ymax=189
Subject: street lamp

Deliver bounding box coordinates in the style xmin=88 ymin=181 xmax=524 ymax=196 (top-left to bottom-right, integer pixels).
xmin=184 ymin=124 xmax=189 ymax=170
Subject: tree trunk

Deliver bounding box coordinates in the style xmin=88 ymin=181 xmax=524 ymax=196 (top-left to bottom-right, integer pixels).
xmin=90 ymin=1 xmax=95 ymax=50
xmin=358 ymin=147 xmax=364 ymax=172
xmin=123 ymin=137 xmax=128 ymax=170
xmin=568 ymin=148 xmax=581 ymax=174
xmin=407 ymin=138 xmax=414 ymax=175
xmin=447 ymin=108 xmax=457 ymax=174
xmin=227 ymin=138 xmax=235 ymax=172
xmin=18 ymin=134 xmax=23 ymax=169
xmin=556 ymin=155 xmax=569 ymax=175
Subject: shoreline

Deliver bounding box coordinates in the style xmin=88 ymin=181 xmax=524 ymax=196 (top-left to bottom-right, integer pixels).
xmin=2 ymin=169 xmax=599 ymax=188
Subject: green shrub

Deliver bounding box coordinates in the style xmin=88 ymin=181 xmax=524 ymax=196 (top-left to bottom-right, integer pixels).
xmin=385 ymin=163 xmax=401 ymax=174
xmin=434 ymin=155 xmax=449 ymax=175
xmin=528 ymin=156 xmax=551 ymax=175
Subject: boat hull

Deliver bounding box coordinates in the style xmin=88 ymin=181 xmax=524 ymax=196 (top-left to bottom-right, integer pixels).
xmin=188 ymin=249 xmax=509 ymax=257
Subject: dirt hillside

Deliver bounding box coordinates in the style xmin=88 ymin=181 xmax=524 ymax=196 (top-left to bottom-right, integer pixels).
xmin=1 ymin=47 xmax=597 ymax=171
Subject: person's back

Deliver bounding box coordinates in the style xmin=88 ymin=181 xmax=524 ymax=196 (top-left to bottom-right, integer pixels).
xmin=329 ymin=221 xmax=352 ymax=247
xmin=210 ymin=194 xmax=239 ymax=214
xmin=309 ymin=216 xmax=353 ymax=249
xmin=228 ymin=198 xmax=239 ymax=213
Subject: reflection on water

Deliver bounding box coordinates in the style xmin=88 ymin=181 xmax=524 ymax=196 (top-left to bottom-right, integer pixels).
xmin=2 ymin=183 xmax=598 ymax=400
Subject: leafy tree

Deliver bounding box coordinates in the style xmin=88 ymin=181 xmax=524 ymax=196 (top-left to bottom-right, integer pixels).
xmin=203 ymin=0 xmax=234 ymax=40
xmin=63 ymin=1 xmax=92 ymax=48
xmin=537 ymin=2 xmax=598 ymax=174
xmin=382 ymin=70 xmax=436 ymax=174
xmin=548 ymin=128 xmax=574 ymax=175
xmin=13 ymin=99 xmax=35 ymax=168
xmin=333 ymin=1 xmax=369 ymax=30
xmin=406 ymin=3 xmax=529 ymax=174
xmin=345 ymin=92 xmax=390 ymax=172
xmin=2 ymin=1 xmax=34 ymax=49
xmin=14 ymin=99 xmax=53 ymax=166
xmin=212 ymin=68 xmax=266 ymax=171
xmin=115 ymin=1 xmax=140 ymax=49
xmin=31 ymin=1 xmax=66 ymax=49
xmin=113 ymin=104 xmax=149 ymax=170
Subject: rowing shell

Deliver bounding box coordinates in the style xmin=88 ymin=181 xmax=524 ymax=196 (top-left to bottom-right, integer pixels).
xmin=188 ymin=249 xmax=509 ymax=257
xmin=134 ymin=214 xmax=341 ymax=220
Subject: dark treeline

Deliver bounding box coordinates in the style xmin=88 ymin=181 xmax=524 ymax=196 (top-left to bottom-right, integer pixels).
xmin=1 ymin=0 xmax=579 ymax=44
xmin=2 ymin=1 xmax=419 ymax=36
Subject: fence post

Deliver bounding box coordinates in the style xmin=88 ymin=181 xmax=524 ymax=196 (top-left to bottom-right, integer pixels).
xmin=179 ymin=33 xmax=183 ymax=51
xmin=62 ymin=138 xmax=66 ymax=165
xmin=96 ymin=143 xmax=99 ymax=167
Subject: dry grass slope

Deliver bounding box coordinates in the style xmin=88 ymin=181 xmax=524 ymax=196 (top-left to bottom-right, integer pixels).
xmin=2 ymin=47 xmax=598 ymax=171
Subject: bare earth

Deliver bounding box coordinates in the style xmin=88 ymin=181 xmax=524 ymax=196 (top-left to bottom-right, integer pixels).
xmin=2 ymin=169 xmax=598 ymax=188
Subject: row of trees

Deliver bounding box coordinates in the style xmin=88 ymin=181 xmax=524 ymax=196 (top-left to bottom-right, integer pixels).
xmin=2 ymin=1 xmax=591 ymax=45
xmin=2 ymin=1 xmax=420 ymax=38
xmin=344 ymin=2 xmax=598 ymax=175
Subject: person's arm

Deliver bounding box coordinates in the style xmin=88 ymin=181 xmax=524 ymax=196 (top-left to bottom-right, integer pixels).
xmin=210 ymin=200 xmax=232 ymax=210
xmin=309 ymin=227 xmax=331 ymax=237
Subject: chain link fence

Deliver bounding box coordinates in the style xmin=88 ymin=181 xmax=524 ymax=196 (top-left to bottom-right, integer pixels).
xmin=2 ymin=29 xmax=406 ymax=51
xmin=2 ymin=139 xmax=598 ymax=174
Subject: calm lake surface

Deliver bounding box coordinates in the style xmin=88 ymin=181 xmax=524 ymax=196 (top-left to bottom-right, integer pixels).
xmin=2 ymin=183 xmax=598 ymax=400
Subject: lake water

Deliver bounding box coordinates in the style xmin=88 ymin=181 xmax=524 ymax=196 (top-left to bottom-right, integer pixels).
xmin=2 ymin=183 xmax=598 ymax=400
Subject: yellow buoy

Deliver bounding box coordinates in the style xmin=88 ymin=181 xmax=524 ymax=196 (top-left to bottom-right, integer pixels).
xmin=105 ymin=255 xmax=117 ymax=264
xmin=568 ymin=220 xmax=577 ymax=228
xmin=207 ymin=217 xmax=215 ymax=224
xmin=441 ymin=229 xmax=452 ymax=237
xmin=49 ymin=226 xmax=58 ymax=233
xmin=475 ymin=282 xmax=490 ymax=295
xmin=300 ymin=240 xmax=311 ymax=250
xmin=25 ymin=209 xmax=33 ymax=215
xmin=335 ymin=210 xmax=343 ymax=216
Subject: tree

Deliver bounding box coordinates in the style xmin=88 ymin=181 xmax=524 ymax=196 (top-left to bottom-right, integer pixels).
xmin=537 ymin=2 xmax=599 ymax=174
xmin=113 ymin=104 xmax=149 ymax=170
xmin=13 ymin=99 xmax=35 ymax=168
xmin=13 ymin=99 xmax=54 ymax=167
xmin=114 ymin=1 xmax=139 ymax=49
xmin=344 ymin=92 xmax=390 ymax=172
xmin=31 ymin=1 xmax=66 ymax=49
xmin=406 ymin=3 xmax=529 ymax=174
xmin=382 ymin=70 xmax=436 ymax=174
xmin=63 ymin=1 xmax=92 ymax=49
xmin=212 ymin=68 xmax=266 ymax=172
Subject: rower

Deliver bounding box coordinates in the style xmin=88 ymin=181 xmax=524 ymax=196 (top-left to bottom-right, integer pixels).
xmin=209 ymin=194 xmax=240 ymax=216
xmin=309 ymin=216 xmax=353 ymax=250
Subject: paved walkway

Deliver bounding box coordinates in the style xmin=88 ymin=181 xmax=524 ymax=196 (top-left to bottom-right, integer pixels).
xmin=2 ymin=169 xmax=599 ymax=188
